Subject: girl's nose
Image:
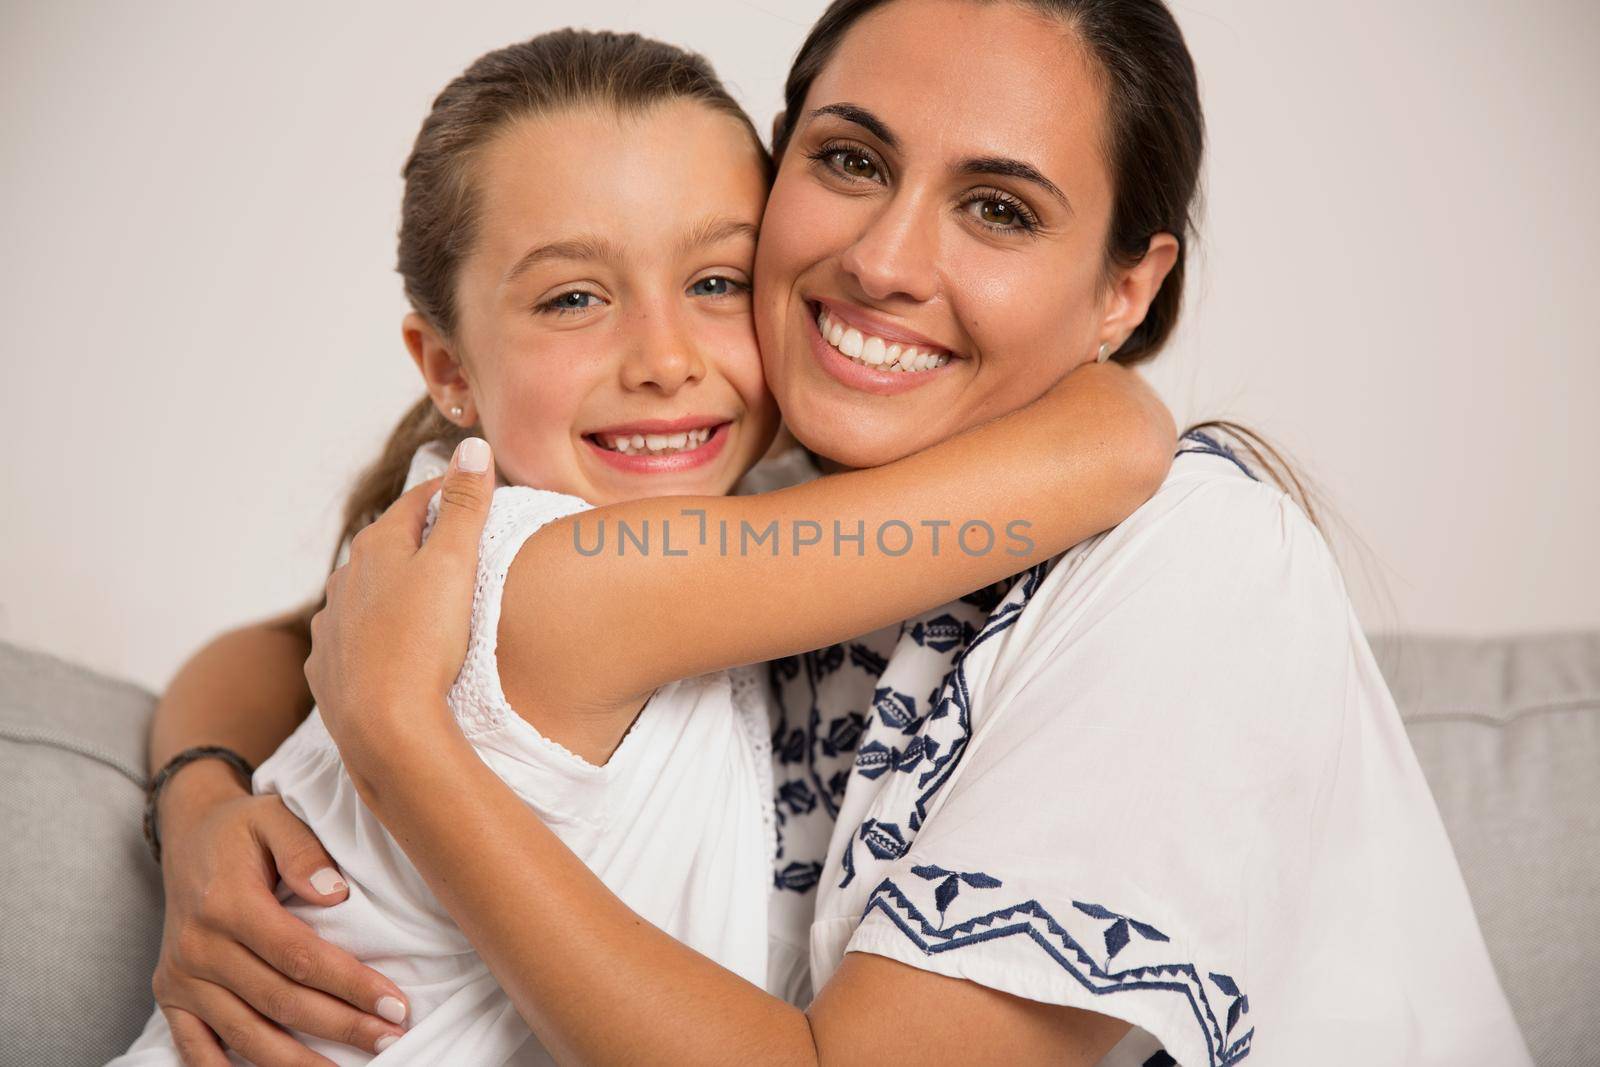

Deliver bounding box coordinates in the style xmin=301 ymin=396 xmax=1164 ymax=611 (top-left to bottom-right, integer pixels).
xmin=619 ymin=308 xmax=706 ymax=396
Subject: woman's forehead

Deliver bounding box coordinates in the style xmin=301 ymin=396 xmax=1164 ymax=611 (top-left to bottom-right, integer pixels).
xmin=806 ymin=0 xmax=1110 ymax=184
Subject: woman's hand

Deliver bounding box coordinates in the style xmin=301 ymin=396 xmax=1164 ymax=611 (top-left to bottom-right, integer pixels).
xmin=305 ymin=439 xmax=495 ymax=800
xmin=150 ymin=762 xmax=409 ymax=1065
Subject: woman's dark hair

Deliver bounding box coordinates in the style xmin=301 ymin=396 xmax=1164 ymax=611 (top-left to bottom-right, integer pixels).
xmin=774 ymin=0 xmax=1320 ymax=528
xmin=335 ymin=30 xmax=770 ymax=559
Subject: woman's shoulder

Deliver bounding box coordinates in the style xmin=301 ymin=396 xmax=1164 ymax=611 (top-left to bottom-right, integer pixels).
xmin=980 ymin=439 xmax=1357 ymax=699
xmin=1079 ymin=436 xmax=1342 ymax=598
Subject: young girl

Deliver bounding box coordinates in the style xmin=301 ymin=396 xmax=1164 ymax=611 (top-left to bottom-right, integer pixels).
xmin=119 ymin=29 xmax=1171 ymax=1065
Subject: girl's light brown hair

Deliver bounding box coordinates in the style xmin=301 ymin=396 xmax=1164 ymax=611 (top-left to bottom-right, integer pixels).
xmin=335 ymin=29 xmax=770 ymax=562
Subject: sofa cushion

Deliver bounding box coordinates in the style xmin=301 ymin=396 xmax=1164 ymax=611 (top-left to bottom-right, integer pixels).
xmin=1372 ymin=632 xmax=1600 ymax=1067
xmin=0 ymin=641 xmax=163 ymax=1066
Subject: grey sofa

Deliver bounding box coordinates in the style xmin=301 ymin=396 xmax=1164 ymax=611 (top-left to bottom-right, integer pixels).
xmin=1 ymin=635 xmax=1596 ymax=1066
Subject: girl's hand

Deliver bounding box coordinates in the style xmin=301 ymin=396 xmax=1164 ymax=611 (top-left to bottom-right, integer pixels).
xmin=150 ymin=762 xmax=409 ymax=1065
xmin=305 ymin=439 xmax=495 ymax=797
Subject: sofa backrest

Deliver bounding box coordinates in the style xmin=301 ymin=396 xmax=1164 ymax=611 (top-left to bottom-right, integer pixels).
xmin=1370 ymin=632 xmax=1600 ymax=1067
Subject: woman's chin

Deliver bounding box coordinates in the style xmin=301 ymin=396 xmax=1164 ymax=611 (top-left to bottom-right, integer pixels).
xmin=784 ymin=414 xmax=924 ymax=473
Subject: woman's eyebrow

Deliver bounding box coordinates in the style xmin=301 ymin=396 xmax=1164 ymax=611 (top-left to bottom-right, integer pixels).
xmin=806 ymin=103 xmax=898 ymax=150
xmin=504 ymin=234 xmax=626 ymax=283
xmin=958 ymin=156 xmax=1072 ymax=213
xmin=806 ymin=104 xmax=1069 ymax=214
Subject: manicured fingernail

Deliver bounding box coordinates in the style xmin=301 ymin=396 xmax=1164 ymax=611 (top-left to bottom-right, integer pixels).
xmin=456 ymin=437 xmax=490 ymax=473
xmin=376 ymin=1034 xmax=399 ymax=1052
xmin=309 ymin=867 xmax=347 ymax=895
xmin=377 ymin=995 xmax=407 ymax=1025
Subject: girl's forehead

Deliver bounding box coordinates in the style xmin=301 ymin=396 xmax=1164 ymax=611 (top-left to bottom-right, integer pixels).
xmin=470 ymin=102 xmax=768 ymax=275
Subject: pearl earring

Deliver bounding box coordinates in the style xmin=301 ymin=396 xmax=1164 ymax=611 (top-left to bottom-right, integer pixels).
xmin=449 ymin=404 xmax=464 ymax=419
xmin=1096 ymin=342 xmax=1112 ymax=364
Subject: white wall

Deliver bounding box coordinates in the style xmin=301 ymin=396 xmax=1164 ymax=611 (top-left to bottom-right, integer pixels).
xmin=2 ymin=0 xmax=1596 ymax=691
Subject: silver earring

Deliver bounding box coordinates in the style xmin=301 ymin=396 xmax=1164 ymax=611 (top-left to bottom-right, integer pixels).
xmin=449 ymin=404 xmax=464 ymax=419
xmin=1096 ymin=342 xmax=1112 ymax=364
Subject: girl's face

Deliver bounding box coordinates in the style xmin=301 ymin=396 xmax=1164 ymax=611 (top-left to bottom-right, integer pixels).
xmin=407 ymin=100 xmax=778 ymax=504
xmin=753 ymin=0 xmax=1177 ymax=470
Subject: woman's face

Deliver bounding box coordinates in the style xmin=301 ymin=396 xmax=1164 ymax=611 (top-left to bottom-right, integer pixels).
xmin=408 ymin=100 xmax=778 ymax=504
xmin=755 ymin=0 xmax=1162 ymax=469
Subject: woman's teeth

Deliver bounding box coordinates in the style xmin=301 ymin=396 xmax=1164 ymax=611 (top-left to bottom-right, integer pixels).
xmin=816 ymin=307 xmax=951 ymax=373
xmin=596 ymin=426 xmax=714 ymax=456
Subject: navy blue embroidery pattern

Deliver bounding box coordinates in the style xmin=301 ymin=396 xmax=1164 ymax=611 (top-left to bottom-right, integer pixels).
xmin=862 ymin=872 xmax=1253 ymax=1066
xmin=1175 ymin=428 xmax=1259 ymax=483
xmin=835 ymin=562 xmax=1048 ymax=889
xmin=769 ymin=631 xmax=904 ymax=886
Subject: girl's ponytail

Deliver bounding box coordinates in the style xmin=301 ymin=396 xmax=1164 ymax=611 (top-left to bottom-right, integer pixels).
xmin=332 ymin=396 xmax=466 ymax=567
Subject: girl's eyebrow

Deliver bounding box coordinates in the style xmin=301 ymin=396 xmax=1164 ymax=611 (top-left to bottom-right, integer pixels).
xmin=504 ymin=234 xmax=627 ymax=283
xmin=503 ymin=217 xmax=755 ymax=285
xmin=676 ymin=215 xmax=758 ymax=256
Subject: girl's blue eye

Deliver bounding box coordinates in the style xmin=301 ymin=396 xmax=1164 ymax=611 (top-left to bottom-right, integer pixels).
xmin=546 ymin=290 xmax=599 ymax=312
xmin=689 ymin=275 xmax=748 ymax=298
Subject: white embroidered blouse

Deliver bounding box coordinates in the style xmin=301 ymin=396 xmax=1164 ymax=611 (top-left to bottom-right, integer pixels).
xmin=762 ymin=431 xmax=1531 ymax=1067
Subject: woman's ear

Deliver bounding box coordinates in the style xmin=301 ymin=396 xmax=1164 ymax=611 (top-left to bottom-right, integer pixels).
xmin=402 ymin=311 xmax=476 ymax=426
xmin=1096 ymin=233 xmax=1180 ymax=354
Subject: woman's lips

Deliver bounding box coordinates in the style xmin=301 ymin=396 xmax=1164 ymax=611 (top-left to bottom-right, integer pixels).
xmin=582 ymin=421 xmax=731 ymax=474
xmin=803 ymin=301 xmax=957 ymax=397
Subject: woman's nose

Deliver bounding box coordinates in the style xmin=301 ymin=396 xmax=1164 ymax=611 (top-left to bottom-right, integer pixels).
xmin=619 ymin=307 xmax=706 ymax=395
xmin=838 ymin=191 xmax=940 ymax=304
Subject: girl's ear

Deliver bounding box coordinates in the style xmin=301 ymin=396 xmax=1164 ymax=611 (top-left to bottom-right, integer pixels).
xmin=402 ymin=312 xmax=476 ymax=426
xmin=1095 ymin=232 xmax=1180 ymax=356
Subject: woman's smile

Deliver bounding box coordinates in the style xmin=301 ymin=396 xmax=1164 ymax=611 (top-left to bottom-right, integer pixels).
xmin=804 ymin=298 xmax=960 ymax=396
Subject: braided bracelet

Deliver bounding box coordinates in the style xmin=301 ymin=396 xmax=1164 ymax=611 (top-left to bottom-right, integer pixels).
xmin=142 ymin=745 xmax=256 ymax=864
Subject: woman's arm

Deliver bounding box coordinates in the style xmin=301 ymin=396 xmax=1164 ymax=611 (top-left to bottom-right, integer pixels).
xmin=149 ymin=606 xmax=316 ymax=774
xmin=148 ymin=611 xmax=412 ymax=1065
xmin=506 ymin=360 xmax=1175 ymax=712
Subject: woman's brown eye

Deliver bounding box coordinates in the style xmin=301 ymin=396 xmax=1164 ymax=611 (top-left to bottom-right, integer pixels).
xmin=980 ymin=200 xmax=1017 ymax=226
xmin=838 ymin=151 xmax=876 ymax=178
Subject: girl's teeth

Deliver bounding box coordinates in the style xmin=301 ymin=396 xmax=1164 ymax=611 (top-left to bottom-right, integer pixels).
xmin=601 ymin=426 xmax=713 ymax=455
xmin=816 ymin=307 xmax=950 ymax=374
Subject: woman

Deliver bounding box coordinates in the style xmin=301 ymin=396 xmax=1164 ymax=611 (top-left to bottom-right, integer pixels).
xmin=146 ymin=1 xmax=1528 ymax=1064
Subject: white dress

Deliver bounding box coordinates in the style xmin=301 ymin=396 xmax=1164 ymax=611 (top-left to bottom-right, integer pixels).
xmin=766 ymin=430 xmax=1532 ymax=1066
xmin=113 ymin=446 xmax=776 ymax=1065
